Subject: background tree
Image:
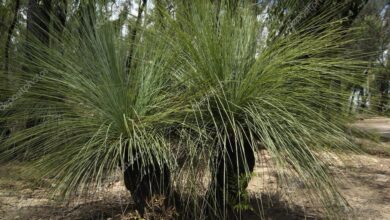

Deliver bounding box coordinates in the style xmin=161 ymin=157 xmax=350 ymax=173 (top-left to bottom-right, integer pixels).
xmin=266 ymin=0 xmax=369 ymax=40
xmin=345 ymin=1 xmax=390 ymax=113
xmin=3 ymin=0 xmax=20 ymax=75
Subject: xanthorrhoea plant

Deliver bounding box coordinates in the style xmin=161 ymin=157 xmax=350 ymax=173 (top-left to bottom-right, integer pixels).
xmin=0 ymin=7 xmax=190 ymax=215
xmin=162 ymin=0 xmax=365 ymax=218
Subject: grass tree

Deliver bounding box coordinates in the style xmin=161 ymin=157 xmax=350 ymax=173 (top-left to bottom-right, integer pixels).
xmin=162 ymin=1 xmax=365 ymax=218
xmin=0 ymin=7 xmax=192 ymax=216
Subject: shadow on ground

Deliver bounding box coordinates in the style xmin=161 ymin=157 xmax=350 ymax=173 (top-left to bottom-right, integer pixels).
xmin=241 ymin=194 xmax=319 ymax=220
xmin=1 ymin=193 xmax=319 ymax=220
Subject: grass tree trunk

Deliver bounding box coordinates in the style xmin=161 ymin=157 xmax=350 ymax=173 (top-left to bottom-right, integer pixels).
xmin=208 ymin=135 xmax=255 ymax=218
xmin=123 ymin=148 xmax=171 ymax=216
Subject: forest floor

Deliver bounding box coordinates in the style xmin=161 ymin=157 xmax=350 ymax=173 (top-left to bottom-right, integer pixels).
xmin=0 ymin=117 xmax=389 ymax=220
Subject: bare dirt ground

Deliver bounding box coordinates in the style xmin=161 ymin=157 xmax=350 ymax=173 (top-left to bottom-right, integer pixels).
xmin=0 ymin=118 xmax=389 ymax=220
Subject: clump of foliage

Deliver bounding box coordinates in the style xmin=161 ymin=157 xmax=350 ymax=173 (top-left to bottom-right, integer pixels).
xmin=162 ymin=1 xmax=365 ymax=218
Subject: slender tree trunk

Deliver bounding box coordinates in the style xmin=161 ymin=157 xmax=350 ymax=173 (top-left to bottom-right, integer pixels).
xmin=378 ymin=76 xmax=388 ymax=112
xmin=2 ymin=0 xmax=20 ymax=138
xmin=4 ymin=0 xmax=20 ymax=75
xmin=125 ymin=0 xmax=147 ymax=75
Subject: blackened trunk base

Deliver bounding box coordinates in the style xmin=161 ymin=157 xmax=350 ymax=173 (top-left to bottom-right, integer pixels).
xmin=208 ymin=138 xmax=256 ymax=218
xmin=123 ymin=159 xmax=171 ymax=216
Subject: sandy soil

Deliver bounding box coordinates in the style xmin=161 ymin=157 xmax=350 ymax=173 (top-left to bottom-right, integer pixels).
xmin=0 ymin=118 xmax=389 ymax=220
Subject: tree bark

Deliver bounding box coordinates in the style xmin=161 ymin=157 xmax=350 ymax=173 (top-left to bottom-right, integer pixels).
xmin=2 ymin=0 xmax=21 ymax=138
xmin=4 ymin=0 xmax=20 ymax=75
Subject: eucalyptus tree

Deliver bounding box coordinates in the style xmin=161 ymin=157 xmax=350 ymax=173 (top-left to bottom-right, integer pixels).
xmin=344 ymin=1 xmax=390 ymax=112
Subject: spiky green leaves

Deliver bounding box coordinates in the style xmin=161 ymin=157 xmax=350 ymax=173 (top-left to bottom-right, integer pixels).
xmin=0 ymin=10 xmax=188 ymax=196
xmin=162 ymin=0 xmax=365 ymax=215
